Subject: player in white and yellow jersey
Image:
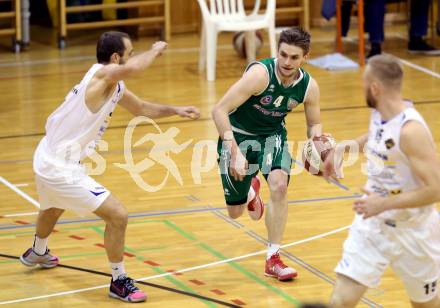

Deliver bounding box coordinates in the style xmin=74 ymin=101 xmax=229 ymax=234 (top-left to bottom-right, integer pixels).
xmin=325 ymin=54 xmax=440 ymax=307
xmin=19 ymin=31 xmax=200 ymax=303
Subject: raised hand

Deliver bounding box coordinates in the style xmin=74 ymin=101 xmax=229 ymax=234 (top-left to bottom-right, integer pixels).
xmin=151 ymin=41 xmax=168 ymax=56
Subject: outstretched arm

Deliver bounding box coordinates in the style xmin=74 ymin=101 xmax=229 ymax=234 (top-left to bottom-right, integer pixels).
xmin=303 ymin=78 xmax=322 ymax=138
xmin=86 ymin=42 xmax=168 ymax=113
xmin=323 ymin=132 xmax=368 ymax=182
xmin=354 ymin=133 xmax=368 ymax=153
xmin=119 ymin=89 xmax=200 ymax=120
xmin=96 ymin=41 xmax=167 ymax=83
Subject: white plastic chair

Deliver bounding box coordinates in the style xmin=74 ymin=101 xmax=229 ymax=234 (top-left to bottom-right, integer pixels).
xmin=197 ymin=0 xmax=277 ymax=81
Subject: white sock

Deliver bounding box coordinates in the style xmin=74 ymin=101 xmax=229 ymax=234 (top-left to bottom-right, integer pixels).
xmin=110 ymin=262 xmax=126 ymax=281
xmin=33 ymin=235 xmax=48 ymax=255
xmin=266 ymin=243 xmax=280 ymax=260
xmin=247 ymin=187 xmax=256 ymax=204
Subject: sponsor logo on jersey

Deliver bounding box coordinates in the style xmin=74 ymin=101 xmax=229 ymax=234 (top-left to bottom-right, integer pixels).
xmin=375 ymin=128 xmax=384 ymax=142
xmin=389 ymin=189 xmax=401 ymax=195
xmin=260 ymin=95 xmax=272 ymax=105
xmin=268 ymin=84 xmax=275 ymax=92
xmin=370 ymin=148 xmax=388 ymax=161
xmin=253 ymin=104 xmax=286 ymax=117
xmin=287 ymin=98 xmax=299 ymax=110
xmin=385 ymin=138 xmax=395 ymax=149
xmin=384 ymin=219 xmax=397 ymax=227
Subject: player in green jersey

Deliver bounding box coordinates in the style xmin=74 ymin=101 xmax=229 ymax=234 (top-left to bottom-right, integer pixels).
xmin=212 ymin=27 xmax=325 ymax=281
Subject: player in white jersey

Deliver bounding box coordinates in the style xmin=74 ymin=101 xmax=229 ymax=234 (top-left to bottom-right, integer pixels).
xmin=324 ymin=54 xmax=440 ymax=307
xmin=19 ymin=31 xmax=200 ymax=303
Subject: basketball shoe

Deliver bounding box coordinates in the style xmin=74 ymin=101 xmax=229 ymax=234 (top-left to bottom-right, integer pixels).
xmin=19 ymin=248 xmax=59 ymax=268
xmin=109 ymin=275 xmax=147 ymax=303
xmin=247 ymin=176 xmax=264 ymax=220
xmin=265 ymin=252 xmax=297 ymax=281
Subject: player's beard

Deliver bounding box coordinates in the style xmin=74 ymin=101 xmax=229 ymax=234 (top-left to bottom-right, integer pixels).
xmin=366 ymin=87 xmax=377 ymax=108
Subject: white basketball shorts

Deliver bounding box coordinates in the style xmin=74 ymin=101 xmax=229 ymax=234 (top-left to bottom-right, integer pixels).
xmin=35 ymin=171 xmax=110 ymax=217
xmin=335 ymin=213 xmax=440 ymax=303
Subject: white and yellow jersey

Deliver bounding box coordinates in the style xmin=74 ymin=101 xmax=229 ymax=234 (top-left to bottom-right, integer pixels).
xmin=364 ymin=104 xmax=436 ymax=223
xmin=34 ymin=64 xmax=125 ymax=176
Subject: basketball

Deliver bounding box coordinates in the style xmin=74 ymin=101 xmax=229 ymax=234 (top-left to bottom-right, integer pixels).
xmin=232 ymin=31 xmax=263 ymax=58
xmin=302 ymin=135 xmax=336 ymax=176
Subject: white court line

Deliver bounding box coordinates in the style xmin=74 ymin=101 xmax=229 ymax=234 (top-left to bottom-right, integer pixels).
xmin=396 ymin=56 xmax=440 ymax=79
xmin=14 ymin=183 xmax=29 ymax=188
xmin=327 ymin=36 xmax=440 ymax=79
xmin=0 ymin=45 xmax=233 ymax=68
xmin=0 ymin=31 xmax=434 ymax=69
xmin=0 ymin=224 xmax=350 ymax=305
xmin=0 ymin=176 xmax=40 ymax=208
xmin=1 ymin=212 xmax=38 ymax=218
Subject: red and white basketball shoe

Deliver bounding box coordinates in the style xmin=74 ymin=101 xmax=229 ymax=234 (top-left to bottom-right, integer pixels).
xmin=265 ymin=253 xmax=298 ymax=281
xmin=247 ymin=176 xmax=264 ymax=220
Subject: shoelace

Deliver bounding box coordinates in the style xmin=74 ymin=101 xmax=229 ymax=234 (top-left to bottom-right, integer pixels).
xmin=271 ymin=254 xmax=288 ymax=269
xmin=120 ymin=277 xmax=139 ymax=293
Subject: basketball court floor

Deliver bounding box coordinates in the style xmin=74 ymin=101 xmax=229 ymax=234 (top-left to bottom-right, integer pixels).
xmin=0 ymin=25 xmax=439 ymax=307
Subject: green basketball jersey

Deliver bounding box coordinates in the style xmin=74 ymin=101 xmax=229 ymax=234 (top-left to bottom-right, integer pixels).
xmin=229 ymin=58 xmax=311 ymax=135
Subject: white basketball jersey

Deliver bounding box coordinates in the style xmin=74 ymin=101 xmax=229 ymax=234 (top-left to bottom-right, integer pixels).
xmin=365 ymin=105 xmax=436 ymax=222
xmin=34 ymin=63 xmax=124 ymax=175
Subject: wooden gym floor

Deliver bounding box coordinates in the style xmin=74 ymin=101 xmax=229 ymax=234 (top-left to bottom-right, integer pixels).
xmin=0 ymin=25 xmax=439 ymax=307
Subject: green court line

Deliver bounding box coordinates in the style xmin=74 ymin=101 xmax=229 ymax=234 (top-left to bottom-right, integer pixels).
xmin=3 ymin=217 xmax=299 ymax=305
xmin=89 ymin=226 xmax=217 ymax=308
xmin=163 ymin=220 xmax=196 ymax=241
xmin=0 ymin=219 xmax=163 ymax=237
xmin=163 ymin=220 xmax=301 ymax=307
xmin=0 ymin=259 xmax=20 ymax=264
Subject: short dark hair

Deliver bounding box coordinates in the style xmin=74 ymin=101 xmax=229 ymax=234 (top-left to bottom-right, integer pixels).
xmin=96 ymin=31 xmax=130 ymax=64
xmin=278 ymin=27 xmax=311 ymax=55
xmin=367 ymin=54 xmax=403 ymax=89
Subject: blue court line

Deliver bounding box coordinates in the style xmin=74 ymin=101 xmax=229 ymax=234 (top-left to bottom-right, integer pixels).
xmin=328 ymin=179 xmax=350 ymax=191
xmin=288 ymin=194 xmax=360 ymax=204
xmin=0 ymin=206 xmax=220 ymax=230
xmin=0 ymin=194 xmax=360 ymax=231
xmin=291 ymin=158 xmax=350 ymax=191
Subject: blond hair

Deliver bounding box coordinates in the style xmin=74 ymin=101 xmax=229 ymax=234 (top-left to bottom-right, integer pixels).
xmin=367 ymin=54 xmax=403 ymax=89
